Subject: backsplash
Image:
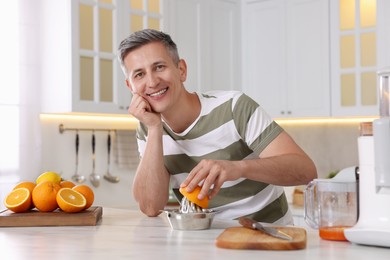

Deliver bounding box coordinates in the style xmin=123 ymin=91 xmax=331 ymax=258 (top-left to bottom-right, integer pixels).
xmin=39 ymin=114 xmax=140 ymax=210
xmin=39 ymin=116 xmax=366 ymax=208
xmin=1 ymin=115 xmax=367 ymax=212
xmin=278 ymin=120 xmax=362 ymax=178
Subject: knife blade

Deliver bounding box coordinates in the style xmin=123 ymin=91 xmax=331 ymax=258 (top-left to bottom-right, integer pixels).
xmin=238 ymin=217 xmax=293 ymax=241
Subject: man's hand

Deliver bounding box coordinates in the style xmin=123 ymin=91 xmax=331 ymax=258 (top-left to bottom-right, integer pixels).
xmin=128 ymin=93 xmax=161 ymax=129
xmin=180 ymin=160 xmax=242 ymax=201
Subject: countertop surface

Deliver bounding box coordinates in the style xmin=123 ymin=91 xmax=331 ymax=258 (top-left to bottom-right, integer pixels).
xmin=0 ymin=207 xmax=389 ymax=260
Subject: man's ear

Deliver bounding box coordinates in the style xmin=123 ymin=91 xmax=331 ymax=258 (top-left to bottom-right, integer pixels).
xmin=178 ymin=59 xmax=187 ymax=82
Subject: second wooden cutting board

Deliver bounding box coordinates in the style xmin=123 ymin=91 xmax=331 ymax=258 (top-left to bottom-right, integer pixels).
xmin=216 ymin=226 xmax=307 ymax=250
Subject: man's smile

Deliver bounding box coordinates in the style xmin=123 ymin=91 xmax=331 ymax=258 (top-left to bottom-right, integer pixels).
xmin=147 ymin=87 xmax=168 ymax=97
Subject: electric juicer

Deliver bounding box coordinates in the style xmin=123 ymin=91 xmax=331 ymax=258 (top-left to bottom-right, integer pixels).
xmin=344 ymin=67 xmax=390 ymax=247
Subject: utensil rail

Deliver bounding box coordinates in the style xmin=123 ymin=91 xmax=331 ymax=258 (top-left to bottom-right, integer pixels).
xmin=59 ymin=124 xmax=122 ymax=134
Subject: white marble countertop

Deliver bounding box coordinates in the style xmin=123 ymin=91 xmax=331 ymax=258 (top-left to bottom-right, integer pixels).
xmin=0 ymin=208 xmax=389 ymax=260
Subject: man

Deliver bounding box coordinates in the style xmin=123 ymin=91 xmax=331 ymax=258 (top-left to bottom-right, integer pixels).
xmin=118 ymin=29 xmax=317 ymax=225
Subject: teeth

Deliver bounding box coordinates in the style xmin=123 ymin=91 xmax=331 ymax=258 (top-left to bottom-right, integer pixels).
xmin=149 ymin=88 xmax=167 ymax=97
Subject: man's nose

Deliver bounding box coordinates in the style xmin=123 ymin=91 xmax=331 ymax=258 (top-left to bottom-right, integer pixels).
xmin=146 ymin=73 xmax=159 ymax=87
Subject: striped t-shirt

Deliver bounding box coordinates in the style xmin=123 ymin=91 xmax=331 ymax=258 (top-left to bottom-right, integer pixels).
xmin=136 ymin=90 xmax=293 ymax=225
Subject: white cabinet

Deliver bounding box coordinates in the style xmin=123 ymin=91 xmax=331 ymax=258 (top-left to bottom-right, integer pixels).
xmin=41 ymin=0 xmax=130 ymax=114
xmin=40 ymin=0 xmax=166 ymax=115
xmin=330 ymin=0 xmax=390 ymax=117
xmin=242 ymin=0 xmax=330 ymax=118
xmin=165 ymin=0 xmax=241 ymax=93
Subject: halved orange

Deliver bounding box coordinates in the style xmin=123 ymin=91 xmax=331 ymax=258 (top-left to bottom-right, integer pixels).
xmin=56 ymin=188 xmax=86 ymax=213
xmin=179 ymin=185 xmax=209 ymax=209
xmin=4 ymin=188 xmax=32 ymax=213
xmin=13 ymin=181 xmax=36 ymax=209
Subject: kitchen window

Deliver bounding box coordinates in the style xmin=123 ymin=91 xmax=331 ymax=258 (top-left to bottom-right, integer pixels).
xmin=0 ymin=0 xmax=41 ymax=186
xmin=0 ymin=1 xmax=19 ymax=182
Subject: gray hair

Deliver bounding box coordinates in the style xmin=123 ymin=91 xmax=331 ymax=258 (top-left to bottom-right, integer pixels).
xmin=118 ymin=29 xmax=180 ymax=77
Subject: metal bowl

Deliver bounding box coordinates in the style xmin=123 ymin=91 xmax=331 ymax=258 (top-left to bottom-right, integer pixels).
xmin=163 ymin=209 xmax=215 ymax=230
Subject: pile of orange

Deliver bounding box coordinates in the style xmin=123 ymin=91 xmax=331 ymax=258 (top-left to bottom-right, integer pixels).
xmin=3 ymin=171 xmax=94 ymax=213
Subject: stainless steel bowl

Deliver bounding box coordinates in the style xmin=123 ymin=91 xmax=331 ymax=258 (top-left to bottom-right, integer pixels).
xmin=163 ymin=209 xmax=215 ymax=230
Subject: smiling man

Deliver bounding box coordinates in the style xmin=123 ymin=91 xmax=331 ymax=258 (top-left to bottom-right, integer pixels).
xmin=118 ymin=29 xmax=317 ymax=225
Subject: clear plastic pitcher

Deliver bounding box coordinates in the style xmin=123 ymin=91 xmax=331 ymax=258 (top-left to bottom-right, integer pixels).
xmin=304 ymin=179 xmax=358 ymax=241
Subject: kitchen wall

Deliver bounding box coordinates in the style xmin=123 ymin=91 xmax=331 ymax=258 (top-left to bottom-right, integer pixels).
xmin=278 ymin=120 xmax=362 ymax=178
xmin=39 ymin=114 xmax=140 ymax=210
xmin=36 ymin=116 xmax=364 ymax=210
xmin=0 ymin=115 xmax=364 ymax=212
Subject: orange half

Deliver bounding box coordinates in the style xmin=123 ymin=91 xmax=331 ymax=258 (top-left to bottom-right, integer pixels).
xmin=14 ymin=181 xmax=36 ymax=209
xmin=56 ymin=188 xmax=86 ymax=213
xmin=4 ymin=188 xmax=32 ymax=213
xmin=179 ymin=185 xmax=209 ymax=209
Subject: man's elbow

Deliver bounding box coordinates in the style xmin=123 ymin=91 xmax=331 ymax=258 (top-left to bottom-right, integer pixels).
xmin=139 ymin=205 xmax=162 ymax=217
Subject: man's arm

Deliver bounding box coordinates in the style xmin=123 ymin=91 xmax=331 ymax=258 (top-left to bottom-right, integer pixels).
xmin=128 ymin=93 xmax=170 ymax=217
xmin=132 ymin=126 xmax=170 ymax=217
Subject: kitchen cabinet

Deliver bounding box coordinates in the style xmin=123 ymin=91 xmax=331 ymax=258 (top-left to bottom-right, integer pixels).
xmin=165 ymin=0 xmax=241 ymax=93
xmin=330 ymin=0 xmax=390 ymax=117
xmin=40 ymin=0 xmax=165 ymax=114
xmin=242 ymin=0 xmax=330 ymax=118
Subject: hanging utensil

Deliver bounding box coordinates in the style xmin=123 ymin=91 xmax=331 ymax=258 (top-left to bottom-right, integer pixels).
xmin=103 ymin=132 xmax=119 ymax=183
xmin=71 ymin=132 xmax=85 ymax=183
xmin=89 ymin=132 xmax=100 ymax=187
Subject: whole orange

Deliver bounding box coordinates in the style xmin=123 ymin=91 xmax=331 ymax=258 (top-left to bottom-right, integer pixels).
xmin=72 ymin=185 xmax=94 ymax=210
xmin=14 ymin=181 xmax=37 ymax=209
xmin=32 ymin=181 xmax=61 ymax=212
xmin=60 ymin=180 xmax=76 ymax=189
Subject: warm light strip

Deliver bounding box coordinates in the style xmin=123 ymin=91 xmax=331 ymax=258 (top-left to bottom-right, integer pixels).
xmin=275 ymin=116 xmax=378 ymax=124
xmin=40 ymin=113 xmax=139 ymax=123
xmin=40 ymin=113 xmax=378 ymax=125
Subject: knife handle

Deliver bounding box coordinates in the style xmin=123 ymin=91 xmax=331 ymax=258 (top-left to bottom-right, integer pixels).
xmin=92 ymin=132 xmax=95 ymax=154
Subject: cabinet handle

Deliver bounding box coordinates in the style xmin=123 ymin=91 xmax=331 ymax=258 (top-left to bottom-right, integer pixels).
xmin=281 ymin=111 xmax=285 ymax=115
xmin=287 ymin=111 xmax=292 ymax=115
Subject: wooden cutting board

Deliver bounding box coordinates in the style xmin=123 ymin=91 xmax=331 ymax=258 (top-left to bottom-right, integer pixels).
xmin=0 ymin=206 xmax=102 ymax=227
xmin=216 ymin=226 xmax=307 ymax=250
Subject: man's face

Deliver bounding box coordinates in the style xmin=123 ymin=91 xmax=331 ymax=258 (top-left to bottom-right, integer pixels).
xmin=124 ymin=41 xmax=187 ymax=113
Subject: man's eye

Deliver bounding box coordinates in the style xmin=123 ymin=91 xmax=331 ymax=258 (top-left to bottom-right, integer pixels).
xmin=156 ymin=65 xmax=165 ymax=71
xmin=134 ymin=72 xmax=144 ymax=79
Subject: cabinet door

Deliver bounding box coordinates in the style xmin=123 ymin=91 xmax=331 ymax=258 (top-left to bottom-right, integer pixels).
xmin=73 ymin=1 xmax=129 ymax=114
xmin=166 ymin=0 xmax=240 ymax=93
xmin=206 ymin=0 xmax=241 ymax=92
xmin=286 ymin=0 xmax=330 ymax=117
xmin=167 ymin=0 xmax=203 ymax=93
xmin=242 ymin=0 xmax=286 ymax=117
xmin=242 ymin=0 xmax=330 ymax=118
xmin=330 ymin=0 xmax=379 ymax=116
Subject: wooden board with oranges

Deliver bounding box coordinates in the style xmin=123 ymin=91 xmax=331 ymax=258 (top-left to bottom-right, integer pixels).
xmin=3 ymin=171 xmax=95 ymax=214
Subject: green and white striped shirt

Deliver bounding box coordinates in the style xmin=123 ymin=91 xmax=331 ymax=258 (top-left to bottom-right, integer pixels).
xmin=136 ymin=91 xmax=293 ymax=225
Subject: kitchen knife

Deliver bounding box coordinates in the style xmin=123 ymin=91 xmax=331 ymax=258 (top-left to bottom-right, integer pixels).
xmin=238 ymin=217 xmax=293 ymax=241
